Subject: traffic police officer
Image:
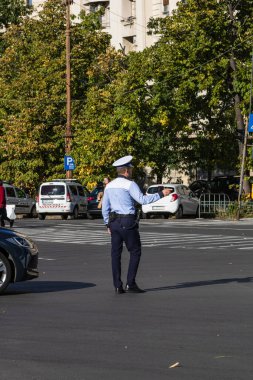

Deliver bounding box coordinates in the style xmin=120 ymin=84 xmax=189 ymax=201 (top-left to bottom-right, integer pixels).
xmin=102 ymin=155 xmax=172 ymax=294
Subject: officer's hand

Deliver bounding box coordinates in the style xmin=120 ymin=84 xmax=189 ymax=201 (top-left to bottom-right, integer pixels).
xmin=162 ymin=188 xmax=172 ymax=197
xmin=107 ymin=228 xmax=111 ymax=235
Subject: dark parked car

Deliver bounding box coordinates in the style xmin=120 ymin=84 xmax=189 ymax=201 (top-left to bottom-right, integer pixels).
xmin=0 ymin=228 xmax=39 ymax=294
xmin=189 ymin=180 xmax=211 ymax=198
xmin=190 ymin=176 xmax=240 ymax=201
xmin=210 ymin=176 xmax=240 ymax=201
xmin=87 ymin=185 xmax=104 ymax=219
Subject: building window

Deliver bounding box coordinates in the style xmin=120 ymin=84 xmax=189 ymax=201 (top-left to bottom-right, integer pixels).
xmin=89 ymin=2 xmax=110 ymax=28
xmin=26 ymin=0 xmax=32 ymax=5
xmin=90 ymin=4 xmax=99 ymax=13
xmin=163 ymin=0 xmax=169 ymax=14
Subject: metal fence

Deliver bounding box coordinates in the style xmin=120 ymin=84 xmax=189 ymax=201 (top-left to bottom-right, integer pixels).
xmin=199 ymin=193 xmax=231 ymax=218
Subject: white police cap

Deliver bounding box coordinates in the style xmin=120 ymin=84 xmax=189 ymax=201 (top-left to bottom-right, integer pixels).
xmin=112 ymin=155 xmax=133 ymax=167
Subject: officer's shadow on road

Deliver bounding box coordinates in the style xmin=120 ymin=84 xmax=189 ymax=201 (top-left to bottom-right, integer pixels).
xmin=145 ymin=276 xmax=253 ymax=292
xmin=4 ymin=281 xmax=96 ymax=295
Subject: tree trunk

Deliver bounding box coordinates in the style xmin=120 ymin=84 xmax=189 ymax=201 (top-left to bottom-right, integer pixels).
xmin=228 ymin=3 xmax=245 ymax=155
xmin=228 ymin=3 xmax=248 ymax=195
xmin=156 ymin=173 xmax=163 ymax=184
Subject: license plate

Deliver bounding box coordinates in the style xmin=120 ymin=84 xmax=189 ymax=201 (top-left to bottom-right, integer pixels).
xmin=42 ymin=200 xmax=53 ymax=204
xmin=152 ymin=206 xmax=165 ymax=210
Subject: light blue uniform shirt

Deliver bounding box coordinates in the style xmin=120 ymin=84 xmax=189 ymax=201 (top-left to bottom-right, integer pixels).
xmin=102 ymin=176 xmax=162 ymax=225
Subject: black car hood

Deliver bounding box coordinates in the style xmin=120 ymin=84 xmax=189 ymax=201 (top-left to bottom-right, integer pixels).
xmin=0 ymin=227 xmax=17 ymax=238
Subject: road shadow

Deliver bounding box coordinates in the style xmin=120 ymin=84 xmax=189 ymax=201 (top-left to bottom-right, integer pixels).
xmin=3 ymin=281 xmax=96 ymax=295
xmin=145 ymin=276 xmax=253 ymax=292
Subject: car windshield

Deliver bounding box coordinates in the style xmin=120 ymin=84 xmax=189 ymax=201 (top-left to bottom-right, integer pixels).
xmin=41 ymin=185 xmax=65 ymax=196
xmin=147 ymin=186 xmax=164 ymax=194
xmin=147 ymin=186 xmax=174 ymax=194
xmin=90 ymin=187 xmax=103 ymax=196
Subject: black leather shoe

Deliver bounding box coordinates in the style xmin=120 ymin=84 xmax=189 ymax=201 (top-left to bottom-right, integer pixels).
xmin=125 ymin=284 xmax=145 ymax=293
xmin=115 ymin=287 xmax=125 ymax=294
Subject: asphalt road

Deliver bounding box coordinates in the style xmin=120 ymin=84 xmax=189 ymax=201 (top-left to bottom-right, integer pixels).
xmin=1 ymin=218 xmax=253 ymax=380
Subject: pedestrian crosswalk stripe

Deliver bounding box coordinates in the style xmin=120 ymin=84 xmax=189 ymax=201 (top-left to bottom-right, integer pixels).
xmin=15 ymin=225 xmax=253 ymax=250
xmin=141 ymin=219 xmax=253 ymax=225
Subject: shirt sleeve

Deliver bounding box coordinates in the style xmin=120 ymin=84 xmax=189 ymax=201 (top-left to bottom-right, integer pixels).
xmin=129 ymin=182 xmax=161 ymax=205
xmin=102 ymin=189 xmax=111 ymax=225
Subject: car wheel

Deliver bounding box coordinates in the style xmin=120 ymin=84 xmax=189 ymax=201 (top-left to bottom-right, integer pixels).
xmin=61 ymin=214 xmax=68 ymax=220
xmin=70 ymin=207 xmax=78 ymax=220
xmin=142 ymin=212 xmax=150 ymax=219
xmin=30 ymin=206 xmax=38 ymax=218
xmin=87 ymin=213 xmax=94 ymax=220
xmin=38 ymin=213 xmax=46 ymax=220
xmin=0 ymin=252 xmax=12 ymax=294
xmin=175 ymin=206 xmax=183 ymax=219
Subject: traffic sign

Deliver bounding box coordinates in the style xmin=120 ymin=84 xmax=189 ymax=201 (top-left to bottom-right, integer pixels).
xmin=64 ymin=156 xmax=76 ymax=170
xmin=248 ymin=114 xmax=253 ymax=133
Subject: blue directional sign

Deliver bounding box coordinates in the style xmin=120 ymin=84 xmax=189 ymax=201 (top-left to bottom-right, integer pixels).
xmin=64 ymin=156 xmax=76 ymax=170
xmin=248 ymin=114 xmax=253 ymax=133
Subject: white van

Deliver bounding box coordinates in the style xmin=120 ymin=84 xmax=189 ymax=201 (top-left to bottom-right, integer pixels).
xmin=36 ymin=179 xmax=89 ymax=220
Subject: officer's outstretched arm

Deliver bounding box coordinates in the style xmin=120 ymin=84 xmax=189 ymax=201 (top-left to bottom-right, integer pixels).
xmin=129 ymin=182 xmax=163 ymax=205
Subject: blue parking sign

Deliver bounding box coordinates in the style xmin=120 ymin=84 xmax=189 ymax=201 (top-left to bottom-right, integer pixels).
xmin=248 ymin=114 xmax=253 ymax=133
xmin=64 ymin=156 xmax=76 ymax=170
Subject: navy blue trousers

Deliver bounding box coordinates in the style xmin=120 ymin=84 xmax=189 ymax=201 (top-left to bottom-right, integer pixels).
xmin=0 ymin=207 xmax=10 ymax=227
xmin=109 ymin=216 xmax=141 ymax=289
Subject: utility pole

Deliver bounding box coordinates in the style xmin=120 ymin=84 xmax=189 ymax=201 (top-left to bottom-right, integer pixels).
xmin=65 ymin=0 xmax=73 ymax=179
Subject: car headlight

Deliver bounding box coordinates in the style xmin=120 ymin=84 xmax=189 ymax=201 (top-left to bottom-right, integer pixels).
xmin=6 ymin=234 xmax=38 ymax=254
xmin=7 ymin=237 xmax=31 ymax=248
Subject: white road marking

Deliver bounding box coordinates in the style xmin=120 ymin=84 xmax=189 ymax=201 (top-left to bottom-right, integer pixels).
xmin=15 ymin=222 xmax=253 ymax=250
xmin=39 ymin=257 xmax=56 ymax=261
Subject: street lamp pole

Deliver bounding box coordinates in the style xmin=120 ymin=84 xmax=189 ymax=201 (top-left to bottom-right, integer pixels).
xmin=65 ymin=0 xmax=73 ymax=179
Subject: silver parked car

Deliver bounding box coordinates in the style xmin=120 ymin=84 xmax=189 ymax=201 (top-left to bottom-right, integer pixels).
xmin=3 ymin=182 xmax=37 ymax=217
xmin=142 ymin=184 xmax=199 ymax=219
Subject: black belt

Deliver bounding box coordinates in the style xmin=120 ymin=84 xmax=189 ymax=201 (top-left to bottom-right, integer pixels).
xmin=114 ymin=213 xmax=136 ymax=218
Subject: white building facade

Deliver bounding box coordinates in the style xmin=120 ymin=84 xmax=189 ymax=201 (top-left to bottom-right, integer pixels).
xmin=27 ymin=0 xmax=84 ymax=20
xmin=83 ymin=0 xmax=180 ymax=52
xmin=29 ymin=0 xmax=180 ymax=52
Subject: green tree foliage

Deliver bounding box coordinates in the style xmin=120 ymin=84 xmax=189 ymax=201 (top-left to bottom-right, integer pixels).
xmin=1 ymin=0 xmax=252 ymax=190
xmin=73 ymin=48 xmax=131 ymax=184
xmin=75 ymin=0 xmax=253 ymax=185
xmin=73 ymin=46 xmax=181 ymax=184
xmin=0 ymin=0 xmax=32 ymax=30
xmin=0 ymin=0 xmax=32 ymax=53
xmin=147 ymin=0 xmax=253 ymax=178
xmin=0 ymin=0 xmax=110 ymax=192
